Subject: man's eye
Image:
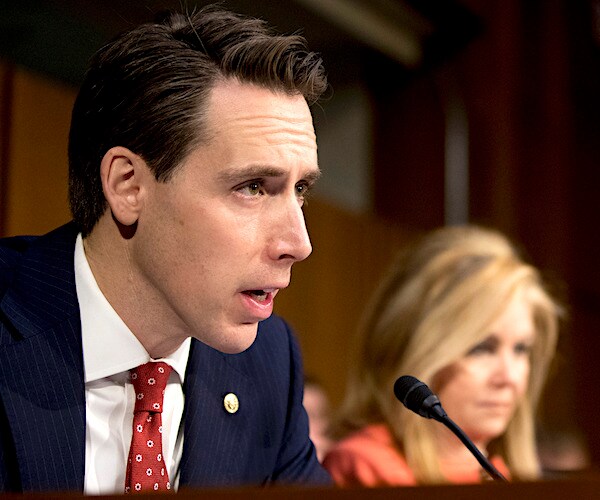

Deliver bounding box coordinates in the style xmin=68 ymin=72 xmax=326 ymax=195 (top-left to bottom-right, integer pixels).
xmin=296 ymin=182 xmax=311 ymax=198
xmin=240 ymin=181 xmax=262 ymax=196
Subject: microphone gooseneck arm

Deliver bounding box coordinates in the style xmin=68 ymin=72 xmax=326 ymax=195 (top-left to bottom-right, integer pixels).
xmin=438 ymin=413 xmax=508 ymax=482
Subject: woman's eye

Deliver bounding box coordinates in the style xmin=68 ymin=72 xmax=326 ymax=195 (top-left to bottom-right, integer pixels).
xmin=467 ymin=340 xmax=495 ymax=356
xmin=515 ymin=343 xmax=533 ymax=355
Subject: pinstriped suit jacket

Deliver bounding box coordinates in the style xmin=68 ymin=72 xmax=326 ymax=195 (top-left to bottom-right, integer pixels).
xmin=0 ymin=223 xmax=330 ymax=492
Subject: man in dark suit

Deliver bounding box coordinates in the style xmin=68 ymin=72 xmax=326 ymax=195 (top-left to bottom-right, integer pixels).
xmin=0 ymin=6 xmax=330 ymax=493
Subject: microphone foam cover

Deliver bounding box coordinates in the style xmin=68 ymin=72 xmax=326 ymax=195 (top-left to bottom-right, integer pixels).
xmin=394 ymin=375 xmax=434 ymax=413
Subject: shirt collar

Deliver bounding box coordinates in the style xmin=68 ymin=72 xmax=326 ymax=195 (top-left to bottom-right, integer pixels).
xmin=75 ymin=233 xmax=190 ymax=383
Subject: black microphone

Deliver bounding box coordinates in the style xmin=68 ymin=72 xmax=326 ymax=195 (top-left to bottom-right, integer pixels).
xmin=394 ymin=375 xmax=508 ymax=483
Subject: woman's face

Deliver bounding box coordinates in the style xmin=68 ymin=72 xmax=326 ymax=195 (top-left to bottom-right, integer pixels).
xmin=434 ymin=292 xmax=536 ymax=448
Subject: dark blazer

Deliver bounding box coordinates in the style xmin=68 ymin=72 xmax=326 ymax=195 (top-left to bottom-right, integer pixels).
xmin=0 ymin=223 xmax=330 ymax=492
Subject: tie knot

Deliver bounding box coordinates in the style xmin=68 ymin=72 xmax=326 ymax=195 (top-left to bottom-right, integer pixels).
xmin=130 ymin=361 xmax=172 ymax=413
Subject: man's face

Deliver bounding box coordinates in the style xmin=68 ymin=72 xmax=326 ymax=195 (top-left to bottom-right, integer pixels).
xmin=133 ymin=80 xmax=319 ymax=353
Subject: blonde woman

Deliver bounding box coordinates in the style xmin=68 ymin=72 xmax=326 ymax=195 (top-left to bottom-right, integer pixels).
xmin=323 ymin=226 xmax=561 ymax=486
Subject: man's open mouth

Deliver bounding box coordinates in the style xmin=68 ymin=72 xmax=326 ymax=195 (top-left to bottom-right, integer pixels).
xmin=243 ymin=290 xmax=269 ymax=302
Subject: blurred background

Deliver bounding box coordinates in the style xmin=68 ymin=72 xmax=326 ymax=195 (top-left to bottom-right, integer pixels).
xmin=1 ymin=0 xmax=599 ymax=470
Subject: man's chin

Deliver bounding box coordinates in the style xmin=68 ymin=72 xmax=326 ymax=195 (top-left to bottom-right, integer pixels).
xmin=195 ymin=322 xmax=259 ymax=354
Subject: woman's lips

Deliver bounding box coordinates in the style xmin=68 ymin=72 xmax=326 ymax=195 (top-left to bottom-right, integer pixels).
xmin=478 ymin=401 xmax=513 ymax=411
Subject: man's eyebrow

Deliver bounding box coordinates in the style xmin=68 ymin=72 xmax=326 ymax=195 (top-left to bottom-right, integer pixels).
xmin=303 ymin=169 xmax=322 ymax=184
xmin=218 ymin=165 xmax=322 ymax=183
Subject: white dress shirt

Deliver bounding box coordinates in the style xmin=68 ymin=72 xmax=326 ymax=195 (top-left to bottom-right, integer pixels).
xmin=74 ymin=234 xmax=191 ymax=495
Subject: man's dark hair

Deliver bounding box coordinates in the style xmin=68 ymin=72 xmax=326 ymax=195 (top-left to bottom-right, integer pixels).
xmin=68 ymin=6 xmax=328 ymax=236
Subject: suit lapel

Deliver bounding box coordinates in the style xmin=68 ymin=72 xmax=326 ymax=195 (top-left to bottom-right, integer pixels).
xmin=179 ymin=339 xmax=261 ymax=487
xmin=0 ymin=224 xmax=86 ymax=492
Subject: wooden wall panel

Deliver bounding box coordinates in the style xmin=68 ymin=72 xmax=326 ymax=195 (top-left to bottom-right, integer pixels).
xmin=4 ymin=67 xmax=74 ymax=236
xmin=0 ymin=60 xmax=14 ymax=234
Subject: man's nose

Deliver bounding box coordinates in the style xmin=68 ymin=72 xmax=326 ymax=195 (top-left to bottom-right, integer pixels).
xmin=268 ymin=196 xmax=312 ymax=263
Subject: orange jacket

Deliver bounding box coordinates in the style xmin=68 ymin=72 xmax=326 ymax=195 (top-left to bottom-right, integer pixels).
xmin=323 ymin=423 xmax=510 ymax=487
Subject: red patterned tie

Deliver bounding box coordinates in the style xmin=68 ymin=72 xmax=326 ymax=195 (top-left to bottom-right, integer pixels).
xmin=125 ymin=361 xmax=173 ymax=494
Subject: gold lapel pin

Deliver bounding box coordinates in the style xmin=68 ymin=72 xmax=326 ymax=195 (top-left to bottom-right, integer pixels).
xmin=223 ymin=392 xmax=239 ymax=414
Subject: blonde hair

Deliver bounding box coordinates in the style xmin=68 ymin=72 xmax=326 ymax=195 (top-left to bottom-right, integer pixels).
xmin=331 ymin=225 xmax=560 ymax=483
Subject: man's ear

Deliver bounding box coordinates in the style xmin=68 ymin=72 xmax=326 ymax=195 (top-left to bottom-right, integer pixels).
xmin=100 ymin=146 xmax=149 ymax=226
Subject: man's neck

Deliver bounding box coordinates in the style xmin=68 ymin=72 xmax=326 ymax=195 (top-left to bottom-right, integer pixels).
xmin=83 ymin=220 xmax=189 ymax=358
